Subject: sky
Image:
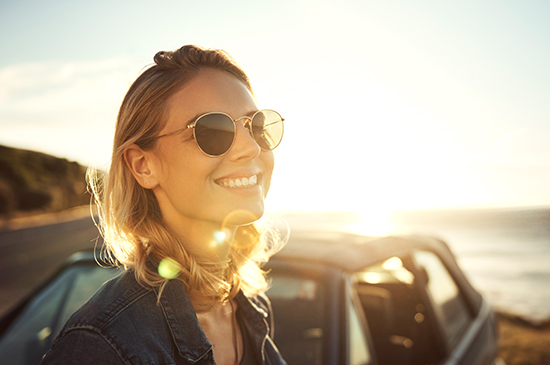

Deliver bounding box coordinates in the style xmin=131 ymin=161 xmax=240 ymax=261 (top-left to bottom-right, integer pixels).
xmin=1 ymin=0 xmax=549 ymax=213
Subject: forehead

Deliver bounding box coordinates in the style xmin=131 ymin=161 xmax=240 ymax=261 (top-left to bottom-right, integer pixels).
xmin=164 ymin=68 xmax=257 ymax=127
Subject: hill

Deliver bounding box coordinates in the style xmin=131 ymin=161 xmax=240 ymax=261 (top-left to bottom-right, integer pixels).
xmin=0 ymin=145 xmax=89 ymax=218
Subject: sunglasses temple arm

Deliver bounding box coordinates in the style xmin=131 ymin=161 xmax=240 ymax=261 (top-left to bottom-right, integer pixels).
xmin=259 ymin=120 xmax=285 ymax=127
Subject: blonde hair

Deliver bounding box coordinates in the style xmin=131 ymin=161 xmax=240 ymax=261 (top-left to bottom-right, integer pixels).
xmin=88 ymin=45 xmax=282 ymax=311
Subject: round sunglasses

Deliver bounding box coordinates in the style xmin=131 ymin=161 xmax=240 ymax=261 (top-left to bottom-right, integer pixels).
xmin=156 ymin=109 xmax=284 ymax=157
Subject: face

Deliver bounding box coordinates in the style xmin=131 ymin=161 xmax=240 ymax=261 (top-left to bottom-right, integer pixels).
xmin=148 ymin=68 xmax=274 ymax=228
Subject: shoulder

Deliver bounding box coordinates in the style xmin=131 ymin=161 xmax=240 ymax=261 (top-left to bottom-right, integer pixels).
xmin=43 ymin=271 xmax=176 ymax=364
xmin=61 ymin=270 xmax=155 ymax=330
xmin=41 ymin=327 xmax=128 ymax=365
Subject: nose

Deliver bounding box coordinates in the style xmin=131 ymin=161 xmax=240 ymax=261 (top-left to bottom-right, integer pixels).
xmin=227 ymin=117 xmax=261 ymax=161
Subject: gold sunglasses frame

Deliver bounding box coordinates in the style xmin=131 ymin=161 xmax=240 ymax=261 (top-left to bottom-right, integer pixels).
xmin=155 ymin=109 xmax=284 ymax=157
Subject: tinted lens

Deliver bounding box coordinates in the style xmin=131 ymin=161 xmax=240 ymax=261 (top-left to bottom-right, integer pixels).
xmin=251 ymin=110 xmax=284 ymax=150
xmin=194 ymin=113 xmax=235 ymax=156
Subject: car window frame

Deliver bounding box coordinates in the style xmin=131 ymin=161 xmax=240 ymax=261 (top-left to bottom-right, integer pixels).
xmin=409 ymin=248 xmax=492 ymax=363
xmin=266 ymin=258 xmax=344 ymax=365
xmin=410 ymin=249 xmax=477 ymax=352
xmin=346 ymin=275 xmax=378 ymax=365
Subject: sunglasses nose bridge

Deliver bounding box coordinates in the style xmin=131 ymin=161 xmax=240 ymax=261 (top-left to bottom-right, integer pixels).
xmin=234 ymin=115 xmax=252 ymax=127
xmin=233 ymin=116 xmax=254 ymax=136
xmin=230 ymin=116 xmax=261 ymax=155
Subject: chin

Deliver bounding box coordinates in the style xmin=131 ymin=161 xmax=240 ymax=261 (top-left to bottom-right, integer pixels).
xmin=221 ymin=205 xmax=265 ymax=227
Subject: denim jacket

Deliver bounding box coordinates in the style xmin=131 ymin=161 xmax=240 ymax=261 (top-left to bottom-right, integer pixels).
xmin=41 ymin=269 xmax=286 ymax=365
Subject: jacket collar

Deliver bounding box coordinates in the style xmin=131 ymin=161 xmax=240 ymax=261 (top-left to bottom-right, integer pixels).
xmin=156 ymin=279 xmax=270 ymax=364
xmin=235 ymin=290 xmax=270 ymax=364
xmin=156 ymin=279 xmax=212 ymax=363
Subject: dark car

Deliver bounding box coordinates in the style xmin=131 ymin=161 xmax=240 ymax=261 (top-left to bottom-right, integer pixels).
xmin=0 ymin=231 xmax=502 ymax=364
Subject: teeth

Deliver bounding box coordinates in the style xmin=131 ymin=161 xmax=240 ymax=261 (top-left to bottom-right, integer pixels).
xmin=220 ymin=175 xmax=258 ymax=188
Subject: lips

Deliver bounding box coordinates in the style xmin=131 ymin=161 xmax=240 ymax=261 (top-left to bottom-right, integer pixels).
xmin=216 ymin=174 xmax=259 ymax=188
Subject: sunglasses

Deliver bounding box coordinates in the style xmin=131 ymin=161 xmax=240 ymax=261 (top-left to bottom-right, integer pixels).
xmin=156 ymin=109 xmax=284 ymax=157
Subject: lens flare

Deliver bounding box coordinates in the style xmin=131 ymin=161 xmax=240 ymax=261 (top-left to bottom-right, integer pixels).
xmin=158 ymin=257 xmax=182 ymax=279
xmin=221 ymin=210 xmax=259 ymax=227
xmin=220 ymin=210 xmax=260 ymax=250
xmin=37 ymin=327 xmax=51 ymax=342
xmin=214 ymin=230 xmax=227 ymax=244
xmin=390 ymin=335 xmax=414 ymax=349
xmin=414 ymin=313 xmax=425 ymax=323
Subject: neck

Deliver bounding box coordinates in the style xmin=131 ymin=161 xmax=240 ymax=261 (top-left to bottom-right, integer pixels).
xmin=163 ymin=216 xmax=239 ymax=312
xmin=166 ymin=214 xmax=238 ymax=262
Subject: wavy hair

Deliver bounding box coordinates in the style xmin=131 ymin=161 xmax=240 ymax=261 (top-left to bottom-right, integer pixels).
xmin=88 ymin=45 xmax=283 ymax=311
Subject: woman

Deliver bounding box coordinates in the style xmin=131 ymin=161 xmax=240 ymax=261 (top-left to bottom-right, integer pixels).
xmin=41 ymin=45 xmax=286 ymax=365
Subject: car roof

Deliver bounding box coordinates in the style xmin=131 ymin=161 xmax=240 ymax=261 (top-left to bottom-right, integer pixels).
xmin=277 ymin=230 xmax=451 ymax=272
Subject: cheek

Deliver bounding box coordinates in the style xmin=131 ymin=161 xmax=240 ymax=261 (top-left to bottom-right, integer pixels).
xmin=157 ymin=144 xmax=218 ymax=192
xmin=261 ymin=151 xmax=275 ymax=194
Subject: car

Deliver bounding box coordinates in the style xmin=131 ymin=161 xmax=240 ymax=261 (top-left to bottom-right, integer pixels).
xmin=0 ymin=231 xmax=501 ymax=365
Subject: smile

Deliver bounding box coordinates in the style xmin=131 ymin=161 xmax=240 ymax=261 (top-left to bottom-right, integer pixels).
xmin=218 ymin=175 xmax=258 ymax=188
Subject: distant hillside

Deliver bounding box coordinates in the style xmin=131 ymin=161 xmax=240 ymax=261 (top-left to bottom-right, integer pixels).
xmin=0 ymin=145 xmax=89 ymax=217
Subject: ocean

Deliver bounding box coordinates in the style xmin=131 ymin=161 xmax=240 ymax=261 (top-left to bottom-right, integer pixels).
xmin=275 ymin=207 xmax=550 ymax=323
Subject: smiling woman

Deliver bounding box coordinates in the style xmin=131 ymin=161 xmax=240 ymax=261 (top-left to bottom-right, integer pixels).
xmin=40 ymin=45 xmax=286 ymax=365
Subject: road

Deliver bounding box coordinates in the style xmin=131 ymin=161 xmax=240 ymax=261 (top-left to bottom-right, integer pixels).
xmin=0 ymin=216 xmax=101 ymax=317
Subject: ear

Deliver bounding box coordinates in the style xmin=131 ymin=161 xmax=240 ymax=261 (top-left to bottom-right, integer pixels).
xmin=124 ymin=144 xmax=160 ymax=189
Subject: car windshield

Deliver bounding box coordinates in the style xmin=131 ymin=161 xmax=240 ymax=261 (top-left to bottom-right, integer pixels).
xmin=0 ymin=264 xmax=120 ymax=365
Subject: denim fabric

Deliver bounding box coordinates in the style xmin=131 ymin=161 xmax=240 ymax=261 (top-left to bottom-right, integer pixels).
xmin=40 ymin=270 xmax=286 ymax=365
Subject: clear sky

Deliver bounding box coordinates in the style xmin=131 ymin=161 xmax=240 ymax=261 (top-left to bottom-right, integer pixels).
xmin=1 ymin=0 xmax=549 ymax=213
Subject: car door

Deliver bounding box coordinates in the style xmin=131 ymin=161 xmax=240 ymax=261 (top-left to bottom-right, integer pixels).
xmin=410 ymin=250 xmax=498 ymax=365
xmin=352 ymin=248 xmax=496 ymax=365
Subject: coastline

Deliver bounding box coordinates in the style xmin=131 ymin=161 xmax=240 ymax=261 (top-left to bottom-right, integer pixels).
xmin=496 ymin=311 xmax=550 ymax=330
xmin=496 ymin=311 xmax=550 ymax=365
